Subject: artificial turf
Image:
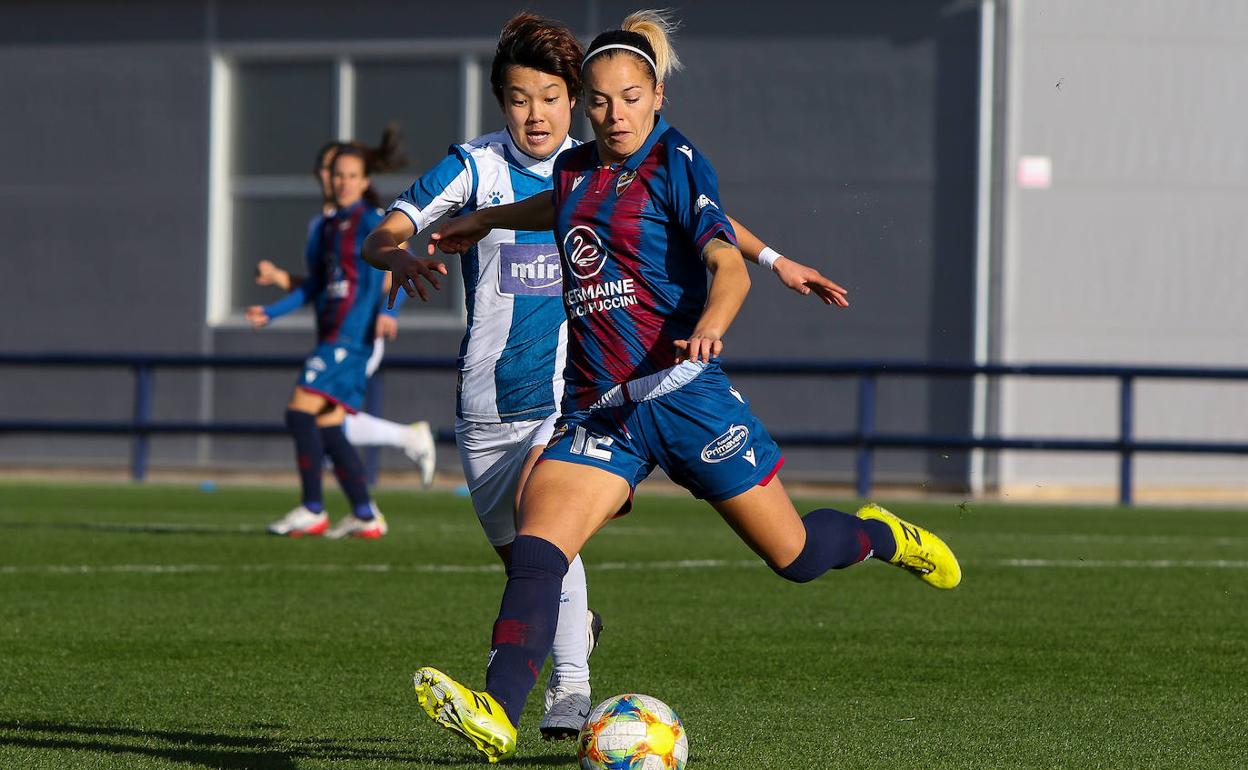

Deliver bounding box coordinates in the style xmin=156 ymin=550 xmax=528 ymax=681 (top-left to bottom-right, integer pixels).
xmin=0 ymin=481 xmax=1245 ymax=769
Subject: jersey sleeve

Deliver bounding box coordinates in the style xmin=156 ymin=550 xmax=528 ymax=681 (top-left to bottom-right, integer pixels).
xmin=388 ymin=149 xmax=475 ymax=232
xmin=665 ymin=140 xmax=738 ymax=255
xmin=263 ymin=216 xmax=325 ymax=318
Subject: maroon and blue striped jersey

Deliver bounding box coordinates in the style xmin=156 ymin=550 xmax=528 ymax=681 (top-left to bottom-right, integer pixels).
xmin=551 ymin=116 xmax=738 ymax=409
xmin=263 ymin=200 xmax=386 ymax=350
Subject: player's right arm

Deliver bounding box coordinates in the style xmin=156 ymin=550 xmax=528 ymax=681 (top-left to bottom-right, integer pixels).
xmin=363 ymin=212 xmax=449 ymax=306
xmin=365 ymin=151 xmax=478 ymax=305
xmin=254 ymin=259 xmax=302 ymax=292
xmin=429 ymin=192 xmax=555 ymax=255
xmin=247 ymin=218 xmax=327 ymax=328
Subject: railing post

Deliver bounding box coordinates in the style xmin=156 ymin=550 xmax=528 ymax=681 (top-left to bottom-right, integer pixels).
xmin=131 ymin=365 xmax=153 ymax=482
xmin=1119 ymin=375 xmax=1134 ymax=506
xmin=856 ymin=373 xmax=877 ymax=499
xmin=364 ymin=373 xmax=383 ymax=485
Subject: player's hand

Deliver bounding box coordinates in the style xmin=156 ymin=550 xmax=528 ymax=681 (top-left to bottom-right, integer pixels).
xmin=386 ymin=248 xmax=448 ymax=306
xmin=244 ymin=305 xmax=269 ymax=329
xmin=429 ymin=212 xmax=491 ymax=256
xmin=375 ymin=314 xmax=398 ymax=340
xmin=673 ymin=329 xmax=723 ymax=364
xmin=254 ymin=260 xmax=289 ymax=289
xmin=773 ymin=256 xmax=849 ymax=307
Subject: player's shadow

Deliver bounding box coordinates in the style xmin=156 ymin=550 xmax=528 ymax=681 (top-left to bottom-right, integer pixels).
xmin=0 ymin=521 xmax=262 ymax=537
xmin=0 ymin=719 xmax=572 ymax=767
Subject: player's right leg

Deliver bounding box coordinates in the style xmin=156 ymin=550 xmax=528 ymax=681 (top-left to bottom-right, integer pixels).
xmin=413 ymin=460 xmax=628 ymax=761
xmin=456 ymin=419 xmax=602 ymax=740
xmin=269 ymin=388 xmax=331 ymax=536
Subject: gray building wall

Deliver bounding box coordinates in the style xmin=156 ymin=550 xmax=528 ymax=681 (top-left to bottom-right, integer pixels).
xmin=0 ymin=1 xmax=982 ymax=486
xmin=994 ymin=0 xmax=1248 ymax=494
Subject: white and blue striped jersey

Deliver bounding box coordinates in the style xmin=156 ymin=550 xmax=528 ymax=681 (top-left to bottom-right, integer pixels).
xmin=389 ymin=129 xmax=577 ymax=423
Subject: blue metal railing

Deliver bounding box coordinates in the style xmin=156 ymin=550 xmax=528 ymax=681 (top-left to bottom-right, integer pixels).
xmin=3 ymin=352 xmax=1248 ymax=504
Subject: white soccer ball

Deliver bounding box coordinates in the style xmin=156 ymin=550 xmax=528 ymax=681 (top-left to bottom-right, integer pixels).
xmin=577 ymin=693 xmax=689 ymax=770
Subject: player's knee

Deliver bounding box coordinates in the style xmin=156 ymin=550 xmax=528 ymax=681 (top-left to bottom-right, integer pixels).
xmin=508 ymin=534 xmax=570 ymax=580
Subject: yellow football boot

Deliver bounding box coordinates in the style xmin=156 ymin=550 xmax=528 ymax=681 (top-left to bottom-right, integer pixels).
xmin=413 ymin=667 xmax=517 ymax=763
xmin=857 ymin=503 xmax=962 ymax=589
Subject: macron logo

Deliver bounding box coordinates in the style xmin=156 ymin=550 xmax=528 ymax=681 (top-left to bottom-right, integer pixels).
xmin=695 ymin=194 xmax=718 ymax=214
xmin=676 ymin=145 xmax=693 ymax=162
xmin=571 ymin=174 xmax=586 ymax=192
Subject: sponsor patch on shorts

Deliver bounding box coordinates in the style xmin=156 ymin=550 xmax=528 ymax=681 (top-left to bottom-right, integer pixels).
xmin=701 ymin=424 xmax=750 ymax=464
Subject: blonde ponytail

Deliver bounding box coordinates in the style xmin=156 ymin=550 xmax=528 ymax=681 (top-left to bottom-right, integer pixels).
xmin=621 ymin=9 xmax=683 ymax=82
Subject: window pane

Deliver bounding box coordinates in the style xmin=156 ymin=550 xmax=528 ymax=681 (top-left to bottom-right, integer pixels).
xmin=230 ymin=195 xmax=462 ymax=317
xmin=233 ymin=62 xmax=334 ymax=176
xmin=354 ymin=60 xmax=461 ymax=171
xmin=231 ymin=196 xmax=323 ymax=311
xmin=479 ymin=59 xmax=501 ymax=137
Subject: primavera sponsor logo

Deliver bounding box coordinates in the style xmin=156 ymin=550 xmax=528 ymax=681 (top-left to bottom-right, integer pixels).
xmin=499 ymin=243 xmax=562 ymax=296
xmin=563 ymin=225 xmax=608 ymax=279
xmin=701 ymin=424 xmax=750 ymax=464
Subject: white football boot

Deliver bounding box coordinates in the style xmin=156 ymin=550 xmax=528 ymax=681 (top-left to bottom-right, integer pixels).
xmin=403 ymin=421 xmax=436 ymax=489
xmin=267 ymin=506 xmax=329 ymax=537
xmin=539 ymin=609 xmax=604 ymax=740
xmin=324 ymin=504 xmax=388 ymax=540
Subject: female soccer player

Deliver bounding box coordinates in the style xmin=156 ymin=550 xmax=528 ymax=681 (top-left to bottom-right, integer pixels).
xmin=367 ymin=10 xmax=848 ymax=744
xmin=404 ymin=10 xmax=962 ymax=762
xmin=246 ymin=145 xmax=393 ymax=539
xmin=255 ymin=131 xmax=436 ymax=486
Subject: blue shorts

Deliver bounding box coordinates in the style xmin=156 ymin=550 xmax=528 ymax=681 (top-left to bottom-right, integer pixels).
xmin=542 ymin=365 xmax=784 ymax=505
xmin=296 ymin=343 xmax=370 ymax=413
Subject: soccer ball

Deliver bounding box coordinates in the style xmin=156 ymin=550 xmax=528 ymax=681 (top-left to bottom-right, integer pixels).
xmin=578 ymin=693 xmax=689 ymax=770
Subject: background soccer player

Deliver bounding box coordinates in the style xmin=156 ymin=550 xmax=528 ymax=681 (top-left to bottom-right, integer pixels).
xmin=406 ymin=10 xmax=961 ymax=762
xmin=254 ymin=131 xmax=436 ymax=486
xmin=246 ymin=145 xmax=393 ymax=539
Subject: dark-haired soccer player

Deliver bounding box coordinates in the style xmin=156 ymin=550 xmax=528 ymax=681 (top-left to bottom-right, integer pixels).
xmin=247 ymin=146 xmax=392 ymax=539
xmin=405 ymin=10 xmax=961 ymax=762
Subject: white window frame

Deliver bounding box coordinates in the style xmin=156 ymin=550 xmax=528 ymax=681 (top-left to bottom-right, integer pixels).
xmin=206 ymin=39 xmax=497 ymax=330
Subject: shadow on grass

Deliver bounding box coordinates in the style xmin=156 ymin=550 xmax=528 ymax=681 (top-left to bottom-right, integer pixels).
xmin=0 ymin=719 xmax=572 ymax=767
xmin=0 ymin=521 xmax=263 ymax=537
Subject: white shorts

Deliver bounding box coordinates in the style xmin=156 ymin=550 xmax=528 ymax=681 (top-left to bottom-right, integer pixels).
xmin=455 ymin=412 xmax=560 ymax=546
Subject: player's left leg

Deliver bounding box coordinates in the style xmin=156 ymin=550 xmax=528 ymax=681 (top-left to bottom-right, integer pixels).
xmin=320 ymin=405 xmax=387 ymax=539
xmin=343 ymin=412 xmax=436 ymax=487
xmin=712 ymin=482 xmax=960 ymax=588
xmin=660 ymin=370 xmax=959 ymax=588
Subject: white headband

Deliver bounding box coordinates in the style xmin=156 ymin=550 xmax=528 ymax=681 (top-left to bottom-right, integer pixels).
xmin=583 ymin=43 xmax=658 ymax=76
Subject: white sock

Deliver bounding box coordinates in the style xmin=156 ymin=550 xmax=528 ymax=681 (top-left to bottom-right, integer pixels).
xmin=551 ymin=554 xmax=590 ymax=686
xmin=343 ymin=412 xmax=411 ymax=448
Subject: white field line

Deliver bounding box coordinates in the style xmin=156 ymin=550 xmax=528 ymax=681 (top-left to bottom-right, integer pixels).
xmin=15 ymin=521 xmax=1248 ymax=546
xmin=2 ymin=558 xmax=1248 ymax=577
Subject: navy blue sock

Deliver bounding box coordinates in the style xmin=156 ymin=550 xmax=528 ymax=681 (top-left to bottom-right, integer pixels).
xmin=774 ymin=508 xmax=895 ymax=583
xmin=486 ymin=535 xmax=568 ymax=728
xmin=285 ymin=409 xmax=323 ymax=512
xmin=320 ymin=424 xmax=372 ymax=517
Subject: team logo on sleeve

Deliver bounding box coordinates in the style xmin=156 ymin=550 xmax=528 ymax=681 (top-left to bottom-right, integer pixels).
xmin=563 ymin=226 xmax=608 ymax=279
xmin=615 ymin=170 xmax=637 ymax=196
xmin=695 ymin=194 xmax=719 ymax=214
xmin=499 ymin=244 xmax=562 ymax=296
xmin=701 ymin=424 xmax=750 ymax=463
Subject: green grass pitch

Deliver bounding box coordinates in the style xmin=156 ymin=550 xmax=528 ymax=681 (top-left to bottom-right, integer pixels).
xmin=0 ymin=481 xmax=1245 ymax=769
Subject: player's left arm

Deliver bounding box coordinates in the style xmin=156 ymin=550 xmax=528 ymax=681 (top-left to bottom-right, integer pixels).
xmin=725 ymin=216 xmax=848 ymax=307
xmin=676 ymin=237 xmax=750 ymax=364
